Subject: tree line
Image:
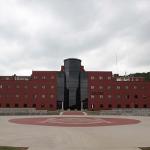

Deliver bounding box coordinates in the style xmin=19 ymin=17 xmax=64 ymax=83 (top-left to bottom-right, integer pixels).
xmin=129 ymin=72 xmax=150 ymax=81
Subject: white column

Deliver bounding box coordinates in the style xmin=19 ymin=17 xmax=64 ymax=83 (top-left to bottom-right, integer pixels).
xmin=62 ymin=101 xmax=64 ymax=110
xmin=91 ymin=104 xmax=94 ymax=111
xmin=81 ymin=101 xmax=83 ymax=110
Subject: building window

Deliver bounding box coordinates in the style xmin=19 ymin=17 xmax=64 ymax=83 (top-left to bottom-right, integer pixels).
xmin=41 ymin=104 xmax=45 ymax=108
xmin=91 ymin=76 xmax=94 ymax=80
xmin=24 ymin=85 xmax=28 ymax=89
xmin=6 ymin=104 xmax=10 ymax=108
xmin=24 ymin=104 xmax=27 ymax=108
xmin=34 ymin=76 xmax=38 ymax=79
xmin=108 ymin=95 xmax=112 ymax=99
xmin=99 ymin=95 xmax=103 ymax=99
xmin=41 ymin=94 xmax=46 ymax=99
xmin=6 ymin=95 xmax=9 ymax=99
xmin=33 ymin=94 xmax=37 ymax=99
xmin=15 ymin=104 xmax=19 ymax=108
xmin=16 ymin=94 xmax=19 ymax=98
xmin=16 ymin=85 xmax=20 ymax=88
xmin=133 ymin=86 xmax=137 ymax=89
xmin=99 ymin=86 xmax=103 ymax=90
xmin=116 ymin=95 xmax=121 ymax=99
xmin=50 ymin=104 xmax=53 ymax=108
xmin=134 ymin=94 xmax=138 ymax=99
xmin=32 ymin=104 xmax=36 ymax=108
xmin=108 ymin=76 xmax=111 ymax=80
xmin=42 ymin=76 xmax=46 ymax=79
xmin=5 ymin=77 xmax=10 ymax=80
xmin=126 ymin=104 xmax=130 ymax=108
xmin=91 ymin=86 xmax=94 ymax=89
xmin=116 ymin=86 xmax=120 ymax=90
xmin=125 ymin=86 xmax=128 ymax=90
xmin=50 ymin=94 xmax=54 ymax=99
xmin=108 ymin=104 xmax=112 ymax=108
xmin=7 ymin=85 xmax=11 ymax=89
xmin=125 ymin=95 xmax=130 ymax=99
xmin=51 ymin=85 xmax=54 ymax=89
xmin=141 ymin=86 xmax=145 ymax=90
xmin=0 ymin=84 xmax=2 ymax=88
xmin=42 ymin=85 xmax=46 ymax=89
xmin=107 ymin=86 xmax=111 ymax=90
xmin=24 ymin=94 xmax=28 ymax=99
xmin=100 ymin=104 xmax=103 ymax=108
xmin=135 ymin=78 xmax=139 ymax=81
xmin=91 ymin=95 xmax=94 ymax=99
xmin=99 ymin=76 xmax=103 ymax=80
xmin=143 ymin=95 xmax=147 ymax=99
xmin=117 ymin=104 xmax=121 ymax=108
xmin=51 ymin=76 xmax=55 ymax=79
xmin=33 ymin=85 xmax=37 ymax=89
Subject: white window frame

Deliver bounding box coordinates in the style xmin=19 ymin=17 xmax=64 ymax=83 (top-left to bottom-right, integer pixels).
xmin=99 ymin=95 xmax=104 ymax=99
xmin=91 ymin=95 xmax=95 ymax=99
xmin=91 ymin=86 xmax=94 ymax=89
xmin=91 ymin=76 xmax=95 ymax=80
xmin=108 ymin=76 xmax=111 ymax=80
xmin=99 ymin=76 xmax=103 ymax=80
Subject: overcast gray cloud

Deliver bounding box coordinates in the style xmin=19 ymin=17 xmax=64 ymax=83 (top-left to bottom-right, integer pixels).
xmin=0 ymin=0 xmax=150 ymax=75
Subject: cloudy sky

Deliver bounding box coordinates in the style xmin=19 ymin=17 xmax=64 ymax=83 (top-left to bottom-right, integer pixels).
xmin=0 ymin=0 xmax=150 ymax=76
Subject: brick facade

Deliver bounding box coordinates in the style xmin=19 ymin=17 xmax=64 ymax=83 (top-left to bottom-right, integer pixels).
xmin=0 ymin=58 xmax=150 ymax=111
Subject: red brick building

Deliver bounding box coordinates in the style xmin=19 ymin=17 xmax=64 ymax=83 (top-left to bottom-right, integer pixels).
xmin=0 ymin=58 xmax=150 ymax=111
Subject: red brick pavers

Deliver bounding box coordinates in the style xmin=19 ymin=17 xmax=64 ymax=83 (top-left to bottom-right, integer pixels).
xmin=9 ymin=117 xmax=140 ymax=127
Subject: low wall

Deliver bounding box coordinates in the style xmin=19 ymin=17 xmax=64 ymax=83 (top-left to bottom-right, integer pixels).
xmin=1 ymin=108 xmax=150 ymax=116
xmin=87 ymin=108 xmax=150 ymax=116
xmin=0 ymin=108 xmax=59 ymax=115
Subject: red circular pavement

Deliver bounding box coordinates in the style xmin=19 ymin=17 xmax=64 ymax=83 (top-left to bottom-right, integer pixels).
xmin=9 ymin=117 xmax=140 ymax=127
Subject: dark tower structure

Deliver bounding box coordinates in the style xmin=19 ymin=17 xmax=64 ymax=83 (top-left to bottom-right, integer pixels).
xmin=64 ymin=58 xmax=81 ymax=110
xmin=57 ymin=58 xmax=88 ymax=110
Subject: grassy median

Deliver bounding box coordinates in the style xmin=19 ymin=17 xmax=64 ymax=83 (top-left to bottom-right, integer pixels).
xmin=0 ymin=146 xmax=28 ymax=150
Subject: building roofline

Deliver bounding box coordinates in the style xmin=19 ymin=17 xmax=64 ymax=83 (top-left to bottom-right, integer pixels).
xmin=64 ymin=58 xmax=81 ymax=62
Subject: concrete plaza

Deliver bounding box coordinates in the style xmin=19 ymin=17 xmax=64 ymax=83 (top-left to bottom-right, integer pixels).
xmin=0 ymin=115 xmax=150 ymax=150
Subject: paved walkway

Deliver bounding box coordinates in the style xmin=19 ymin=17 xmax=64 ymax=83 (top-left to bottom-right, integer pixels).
xmin=0 ymin=115 xmax=150 ymax=150
xmin=60 ymin=111 xmax=86 ymax=115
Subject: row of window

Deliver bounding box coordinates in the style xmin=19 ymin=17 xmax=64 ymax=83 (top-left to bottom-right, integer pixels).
xmin=33 ymin=85 xmax=54 ymax=89
xmin=0 ymin=85 xmax=55 ymax=89
xmin=90 ymin=85 xmax=145 ymax=90
xmin=0 ymin=103 xmax=54 ymax=108
xmin=90 ymin=76 xmax=112 ymax=80
xmin=90 ymin=76 xmax=142 ymax=82
xmin=91 ymin=104 xmax=148 ymax=109
xmin=33 ymin=76 xmax=55 ymax=80
xmin=90 ymin=94 xmax=147 ymax=99
xmin=0 ymin=75 xmax=56 ymax=81
xmin=0 ymin=94 xmax=55 ymax=99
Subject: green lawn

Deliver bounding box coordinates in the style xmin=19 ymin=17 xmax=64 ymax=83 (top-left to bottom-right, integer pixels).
xmin=139 ymin=147 xmax=150 ymax=150
xmin=0 ymin=146 xmax=27 ymax=150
